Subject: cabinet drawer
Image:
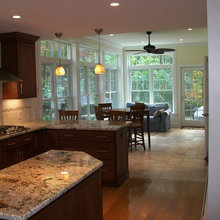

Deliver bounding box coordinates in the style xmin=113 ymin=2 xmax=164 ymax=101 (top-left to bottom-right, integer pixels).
xmin=60 ymin=141 xmax=115 ymax=160
xmin=3 ymin=133 xmax=35 ymax=150
xmin=59 ymin=130 xmax=114 ymax=142
xmin=101 ymin=160 xmax=115 ymax=181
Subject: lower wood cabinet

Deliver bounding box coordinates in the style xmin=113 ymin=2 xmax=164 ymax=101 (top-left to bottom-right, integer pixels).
xmin=1 ymin=133 xmax=36 ymax=169
xmin=30 ymin=170 xmax=103 ymax=220
xmin=59 ymin=128 xmax=129 ymax=186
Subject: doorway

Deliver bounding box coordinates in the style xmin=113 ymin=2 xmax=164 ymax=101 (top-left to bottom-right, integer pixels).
xmin=181 ymin=66 xmax=204 ymax=127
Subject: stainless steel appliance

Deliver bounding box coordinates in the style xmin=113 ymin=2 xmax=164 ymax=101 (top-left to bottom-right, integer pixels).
xmin=0 ymin=125 xmax=29 ymax=136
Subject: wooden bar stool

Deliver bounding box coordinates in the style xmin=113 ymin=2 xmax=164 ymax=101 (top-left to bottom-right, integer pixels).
xmin=108 ymin=110 xmax=126 ymax=121
xmin=129 ymin=106 xmax=146 ymax=151
xmin=98 ymin=103 xmax=112 ymax=119
xmin=94 ymin=106 xmax=104 ymax=120
xmin=58 ymin=110 xmax=79 ymax=121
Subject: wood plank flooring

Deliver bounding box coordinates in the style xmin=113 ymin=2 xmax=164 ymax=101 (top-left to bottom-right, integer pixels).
xmin=102 ymin=128 xmax=208 ymax=220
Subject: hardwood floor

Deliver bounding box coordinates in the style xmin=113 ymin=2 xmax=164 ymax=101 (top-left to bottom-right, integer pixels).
xmin=102 ymin=128 xmax=208 ymax=220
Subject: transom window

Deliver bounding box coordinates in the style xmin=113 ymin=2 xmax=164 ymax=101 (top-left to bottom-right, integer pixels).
xmin=128 ymin=53 xmax=174 ymax=111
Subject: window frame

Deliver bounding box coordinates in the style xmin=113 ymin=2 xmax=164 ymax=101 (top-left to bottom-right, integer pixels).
xmin=40 ymin=39 xmax=73 ymax=120
xmin=127 ymin=52 xmax=176 ymax=112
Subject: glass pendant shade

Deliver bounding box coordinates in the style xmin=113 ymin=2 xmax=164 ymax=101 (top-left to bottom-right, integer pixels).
xmin=94 ymin=28 xmax=105 ymax=74
xmin=55 ymin=32 xmax=65 ymax=76
xmin=55 ymin=66 xmax=65 ymax=76
xmin=95 ymin=64 xmax=105 ymax=74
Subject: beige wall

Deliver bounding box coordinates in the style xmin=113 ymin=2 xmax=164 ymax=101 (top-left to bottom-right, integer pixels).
xmin=175 ymin=44 xmax=208 ymax=65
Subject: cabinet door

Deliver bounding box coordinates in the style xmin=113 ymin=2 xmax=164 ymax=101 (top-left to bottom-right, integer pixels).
xmin=17 ymin=42 xmax=37 ymax=98
xmin=34 ymin=131 xmax=44 ymax=155
xmin=42 ymin=130 xmax=59 ymax=150
xmin=2 ymin=147 xmax=20 ymax=168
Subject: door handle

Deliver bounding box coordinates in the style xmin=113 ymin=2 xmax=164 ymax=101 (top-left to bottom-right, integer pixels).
xmin=202 ymin=113 xmax=209 ymax=117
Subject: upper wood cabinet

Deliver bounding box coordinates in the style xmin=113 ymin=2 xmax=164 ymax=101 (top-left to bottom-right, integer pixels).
xmin=0 ymin=32 xmax=40 ymax=99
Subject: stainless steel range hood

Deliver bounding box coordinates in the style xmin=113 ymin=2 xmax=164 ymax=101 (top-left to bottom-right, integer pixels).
xmin=0 ymin=68 xmax=22 ymax=83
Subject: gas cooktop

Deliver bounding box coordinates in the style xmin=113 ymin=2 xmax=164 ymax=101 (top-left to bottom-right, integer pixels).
xmin=0 ymin=125 xmax=29 ymax=136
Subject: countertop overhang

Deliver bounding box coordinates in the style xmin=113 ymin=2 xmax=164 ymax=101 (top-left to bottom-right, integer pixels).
xmin=0 ymin=150 xmax=103 ymax=220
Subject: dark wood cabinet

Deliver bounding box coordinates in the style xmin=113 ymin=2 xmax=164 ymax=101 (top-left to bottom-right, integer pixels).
xmin=0 ymin=32 xmax=39 ymax=99
xmin=30 ymin=170 xmax=103 ymax=220
xmin=42 ymin=129 xmax=59 ymax=151
xmin=59 ymin=128 xmax=129 ymax=186
xmin=0 ymin=133 xmax=36 ymax=169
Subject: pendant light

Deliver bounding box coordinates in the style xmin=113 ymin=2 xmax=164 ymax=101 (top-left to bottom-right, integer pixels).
xmin=55 ymin=33 xmax=65 ymax=76
xmin=94 ymin=28 xmax=105 ymax=74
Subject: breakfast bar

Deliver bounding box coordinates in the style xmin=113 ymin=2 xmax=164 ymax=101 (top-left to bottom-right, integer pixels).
xmin=0 ymin=150 xmax=103 ymax=220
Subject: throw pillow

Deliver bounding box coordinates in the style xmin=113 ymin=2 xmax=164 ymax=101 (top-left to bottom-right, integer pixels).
xmin=153 ymin=109 xmax=165 ymax=118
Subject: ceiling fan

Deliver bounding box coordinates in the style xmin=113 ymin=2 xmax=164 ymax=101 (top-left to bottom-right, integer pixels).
xmin=126 ymin=31 xmax=175 ymax=54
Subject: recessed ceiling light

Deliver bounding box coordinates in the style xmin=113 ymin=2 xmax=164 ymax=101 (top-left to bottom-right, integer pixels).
xmin=12 ymin=15 xmax=22 ymax=19
xmin=109 ymin=34 xmax=114 ymax=36
xmin=141 ymin=41 xmax=145 ymax=44
xmin=110 ymin=2 xmax=120 ymax=7
xmin=187 ymin=28 xmax=193 ymax=31
xmin=179 ymin=38 xmax=183 ymax=41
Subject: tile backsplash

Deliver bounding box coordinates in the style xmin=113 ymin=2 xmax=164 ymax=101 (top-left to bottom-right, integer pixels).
xmin=0 ymin=84 xmax=41 ymax=125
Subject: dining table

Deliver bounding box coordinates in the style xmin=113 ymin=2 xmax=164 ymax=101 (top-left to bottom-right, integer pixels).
xmin=106 ymin=108 xmax=151 ymax=149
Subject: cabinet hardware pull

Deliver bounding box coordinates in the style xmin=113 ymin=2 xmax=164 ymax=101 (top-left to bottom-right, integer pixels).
xmin=96 ymin=136 xmax=107 ymax=139
xmin=20 ymin=83 xmax=23 ymax=95
xmin=24 ymin=138 xmax=31 ymax=142
xmin=96 ymin=150 xmax=107 ymax=153
xmin=101 ymin=169 xmax=108 ymax=173
xmin=8 ymin=142 xmax=16 ymax=146
xmin=64 ymin=134 xmax=75 ymax=137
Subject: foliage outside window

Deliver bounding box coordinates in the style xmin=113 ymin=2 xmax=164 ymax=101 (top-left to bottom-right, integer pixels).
xmin=128 ymin=54 xmax=174 ymax=111
xmin=79 ymin=47 xmax=97 ymax=63
xmin=104 ymin=52 xmax=119 ymax=108
xmin=40 ymin=40 xmax=70 ymax=59
xmin=184 ymin=69 xmax=204 ymax=120
xmin=41 ymin=40 xmax=72 ymax=120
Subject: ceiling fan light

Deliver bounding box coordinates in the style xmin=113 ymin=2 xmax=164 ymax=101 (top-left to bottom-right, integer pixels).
xmin=55 ymin=66 xmax=65 ymax=76
xmin=94 ymin=64 xmax=105 ymax=74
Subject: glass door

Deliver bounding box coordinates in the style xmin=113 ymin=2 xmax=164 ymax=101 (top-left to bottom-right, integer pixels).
xmin=181 ymin=67 xmax=204 ymax=127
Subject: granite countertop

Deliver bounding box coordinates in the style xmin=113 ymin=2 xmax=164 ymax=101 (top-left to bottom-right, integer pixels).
xmin=0 ymin=120 xmax=130 ymax=141
xmin=0 ymin=150 xmax=103 ymax=220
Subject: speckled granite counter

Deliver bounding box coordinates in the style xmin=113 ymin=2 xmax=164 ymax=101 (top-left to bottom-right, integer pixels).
xmin=0 ymin=150 xmax=103 ymax=220
xmin=0 ymin=120 xmax=130 ymax=141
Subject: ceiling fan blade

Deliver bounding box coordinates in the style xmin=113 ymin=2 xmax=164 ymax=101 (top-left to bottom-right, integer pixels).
xmin=151 ymin=49 xmax=164 ymax=54
xmin=157 ymin=48 xmax=175 ymax=52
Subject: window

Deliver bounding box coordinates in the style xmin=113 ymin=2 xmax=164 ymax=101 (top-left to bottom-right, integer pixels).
xmin=128 ymin=53 xmax=174 ymax=111
xmin=79 ymin=46 xmax=98 ymax=120
xmin=41 ymin=40 xmax=72 ymax=120
xmin=104 ymin=52 xmax=119 ymax=108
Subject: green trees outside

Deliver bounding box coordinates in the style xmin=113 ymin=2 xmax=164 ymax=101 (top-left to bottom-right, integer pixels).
xmin=184 ymin=70 xmax=204 ymax=119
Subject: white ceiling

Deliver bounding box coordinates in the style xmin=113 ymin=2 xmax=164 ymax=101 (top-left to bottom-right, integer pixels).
xmin=88 ymin=28 xmax=208 ymax=48
xmin=0 ymin=0 xmax=207 ymax=41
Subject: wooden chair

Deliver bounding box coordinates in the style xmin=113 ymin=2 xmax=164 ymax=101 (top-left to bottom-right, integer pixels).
xmin=98 ymin=103 xmax=112 ymax=118
xmin=94 ymin=106 xmax=104 ymax=120
xmin=108 ymin=110 xmax=126 ymax=121
xmin=128 ymin=105 xmax=146 ymax=151
xmin=58 ymin=110 xmax=79 ymax=120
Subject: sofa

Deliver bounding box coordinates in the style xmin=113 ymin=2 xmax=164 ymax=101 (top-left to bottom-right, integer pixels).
xmin=126 ymin=102 xmax=172 ymax=132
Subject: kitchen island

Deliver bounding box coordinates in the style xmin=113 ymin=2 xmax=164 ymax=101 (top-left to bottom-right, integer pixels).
xmin=0 ymin=120 xmax=130 ymax=187
xmin=0 ymin=150 xmax=103 ymax=220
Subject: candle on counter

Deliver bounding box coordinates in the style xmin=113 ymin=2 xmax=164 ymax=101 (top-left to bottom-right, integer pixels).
xmin=60 ymin=171 xmax=69 ymax=181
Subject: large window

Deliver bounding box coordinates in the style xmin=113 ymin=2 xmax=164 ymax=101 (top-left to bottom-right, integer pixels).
xmin=79 ymin=46 xmax=98 ymax=120
xmin=128 ymin=53 xmax=174 ymax=111
xmin=41 ymin=40 xmax=72 ymax=120
xmin=104 ymin=52 xmax=119 ymax=108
